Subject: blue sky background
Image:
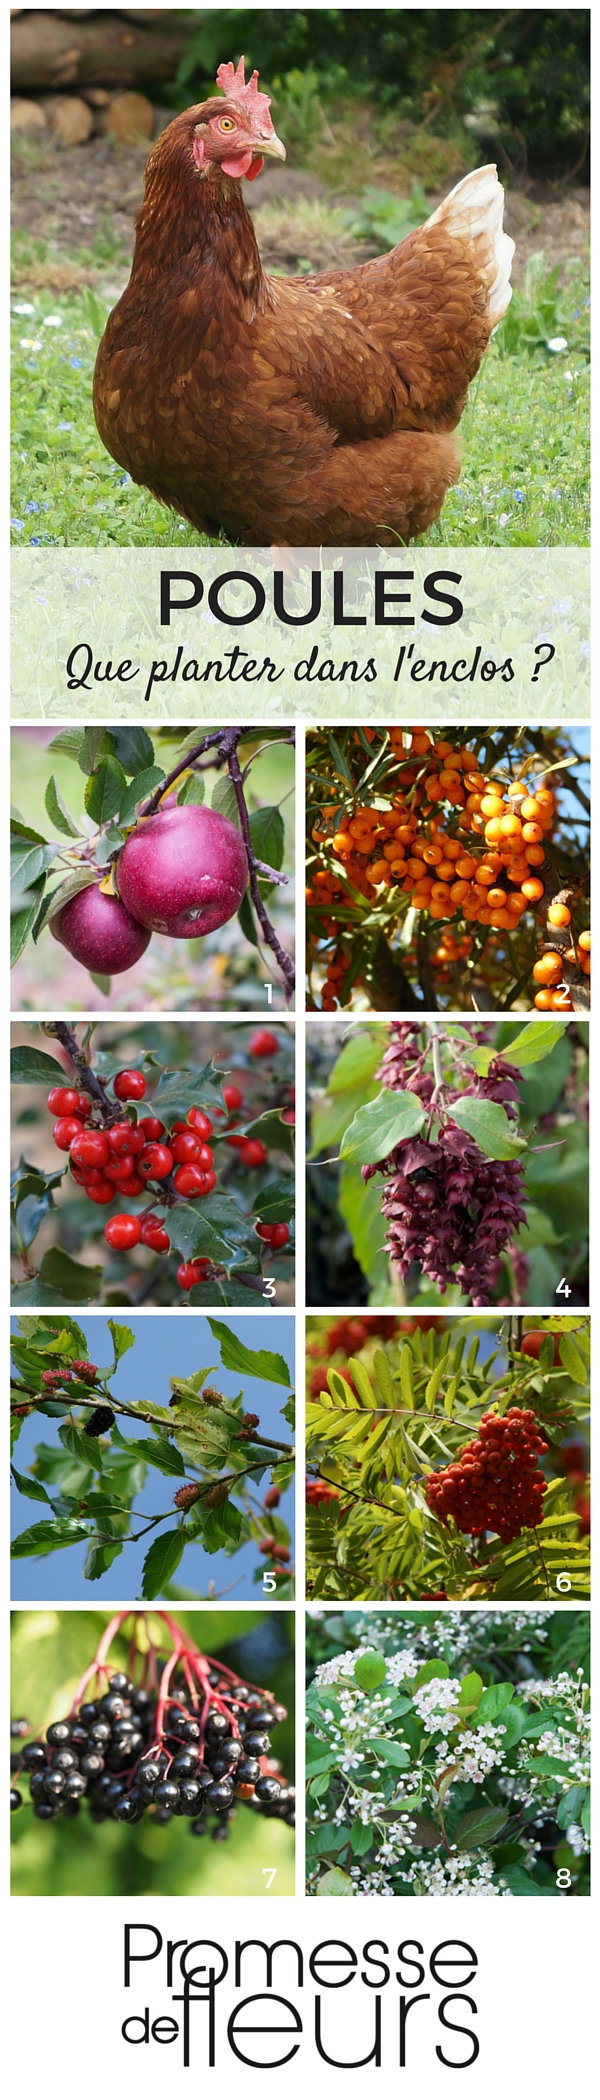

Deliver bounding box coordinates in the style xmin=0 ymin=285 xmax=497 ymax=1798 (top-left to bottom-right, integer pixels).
xmin=11 ymin=1311 xmax=295 ymax=1602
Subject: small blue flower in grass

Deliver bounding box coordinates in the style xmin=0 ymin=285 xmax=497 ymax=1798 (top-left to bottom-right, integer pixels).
xmin=119 ymin=473 xmax=131 ymax=486
xmin=70 ymin=357 xmax=83 ymax=369
xmin=25 ymin=501 xmax=40 ymax=514
xmin=498 ymin=513 xmax=509 ymax=526
xmin=514 ymin=489 xmax=525 ymax=503
xmin=581 ymin=641 xmax=590 ymax=656
xmin=11 ymin=519 xmax=25 ymax=531
xmin=30 ymin=536 xmax=40 ymax=545
xmin=57 ymin=420 xmax=72 ymax=431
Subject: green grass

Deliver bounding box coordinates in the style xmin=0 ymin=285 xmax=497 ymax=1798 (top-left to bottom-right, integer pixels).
xmin=11 ymin=250 xmax=589 ymax=549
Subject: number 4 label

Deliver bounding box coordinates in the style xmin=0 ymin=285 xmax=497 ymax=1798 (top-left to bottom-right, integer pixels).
xmin=556 ymin=1277 xmax=572 ymax=1298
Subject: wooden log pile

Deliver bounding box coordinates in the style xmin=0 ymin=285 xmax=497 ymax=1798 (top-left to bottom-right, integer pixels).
xmin=11 ymin=8 xmax=192 ymax=144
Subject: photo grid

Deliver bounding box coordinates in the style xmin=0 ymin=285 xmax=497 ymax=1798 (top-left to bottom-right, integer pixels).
xmin=10 ymin=3 xmax=590 ymax=1941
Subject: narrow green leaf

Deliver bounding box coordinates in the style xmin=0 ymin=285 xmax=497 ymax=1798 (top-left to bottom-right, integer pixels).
xmin=118 ymin=767 xmax=166 ymax=828
xmin=44 ymin=774 xmax=81 ymax=839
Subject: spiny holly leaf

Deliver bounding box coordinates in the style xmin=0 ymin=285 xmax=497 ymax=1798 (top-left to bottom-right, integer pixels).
xmin=340 ymin=1089 xmax=426 ymax=1165
xmin=140 ymin=1529 xmax=184 ymax=1598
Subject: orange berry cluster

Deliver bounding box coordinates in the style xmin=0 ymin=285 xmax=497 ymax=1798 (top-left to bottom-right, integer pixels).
xmin=307 ymin=731 xmax=576 ymax=1012
xmin=532 ymin=920 xmax=590 ymax=1012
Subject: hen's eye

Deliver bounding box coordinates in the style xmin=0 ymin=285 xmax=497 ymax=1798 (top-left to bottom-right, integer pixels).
xmin=218 ymin=117 xmax=235 ymax=131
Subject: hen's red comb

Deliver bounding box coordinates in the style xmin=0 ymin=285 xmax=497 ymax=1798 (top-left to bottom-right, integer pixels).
xmin=216 ymin=56 xmax=276 ymax=132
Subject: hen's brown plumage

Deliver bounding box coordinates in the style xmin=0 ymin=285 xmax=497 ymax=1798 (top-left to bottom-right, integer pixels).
xmin=94 ymin=66 xmax=514 ymax=546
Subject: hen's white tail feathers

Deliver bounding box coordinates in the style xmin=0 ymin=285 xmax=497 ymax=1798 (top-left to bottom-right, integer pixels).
xmin=425 ymin=164 xmax=514 ymax=326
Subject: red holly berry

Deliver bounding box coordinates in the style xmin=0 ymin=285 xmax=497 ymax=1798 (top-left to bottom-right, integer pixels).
xmin=249 ymin=1031 xmax=278 ymax=1057
xmin=53 ymin=1116 xmax=85 ymax=1151
xmin=113 ymin=1069 xmax=146 ymax=1101
xmin=137 ymin=1143 xmax=173 ymax=1180
xmin=117 ymin=1174 xmax=145 ymax=1198
xmin=225 ymin=1132 xmax=246 ymax=1148
xmin=47 ymin=1087 xmax=81 ymax=1116
xmin=107 ymin=1121 xmax=138 ymax=1155
xmin=70 ymin=1130 xmax=110 ymax=1170
xmin=238 ymin=1140 xmax=267 ymax=1167
xmin=105 ymin=1155 xmax=135 ymax=1183
xmin=222 ymin=1085 xmax=244 ymax=1111
xmin=187 ymin=1107 xmax=214 ymax=1139
xmin=173 ymin=1164 xmax=207 ymax=1196
xmin=84 ymin=1180 xmax=115 ymax=1205
xmin=140 ymin=1219 xmax=170 ymax=1252
xmin=170 ymin=1131 xmax=201 ymax=1165
xmin=104 ymin=1215 xmax=142 ymax=1249
xmin=138 ymin=1116 xmax=166 ymax=1141
xmin=269 ymin=1223 xmax=290 ymax=1250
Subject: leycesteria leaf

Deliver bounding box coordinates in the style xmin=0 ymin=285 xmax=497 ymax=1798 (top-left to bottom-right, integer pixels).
xmin=339 ymin=1089 xmax=426 ymax=1165
xmin=449 ymin=1097 xmax=527 ymax=1160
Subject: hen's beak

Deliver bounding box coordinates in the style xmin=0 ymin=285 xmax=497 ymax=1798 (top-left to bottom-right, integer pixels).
xmin=258 ymin=132 xmax=286 ymax=161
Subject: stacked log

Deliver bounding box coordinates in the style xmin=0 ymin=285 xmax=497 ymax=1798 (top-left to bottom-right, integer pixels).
xmin=11 ymin=8 xmax=193 ymax=142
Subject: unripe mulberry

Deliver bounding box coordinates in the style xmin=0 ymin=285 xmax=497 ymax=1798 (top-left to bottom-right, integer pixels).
xmin=174 ymin=1483 xmax=203 ymax=1511
xmin=72 ymin=1361 xmax=98 ymax=1382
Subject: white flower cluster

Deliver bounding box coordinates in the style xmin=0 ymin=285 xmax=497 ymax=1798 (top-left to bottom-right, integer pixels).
xmin=314 ymin=1646 xmax=418 ymax=1689
xmin=434 ymin=1723 xmax=508 ymax=1785
xmin=411 ymin=1676 xmax=463 ymax=1726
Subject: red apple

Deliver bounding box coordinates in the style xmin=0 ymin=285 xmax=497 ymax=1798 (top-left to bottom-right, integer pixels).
xmin=50 ymin=884 xmax=150 ymax=974
xmin=116 ymin=804 xmax=248 ymax=939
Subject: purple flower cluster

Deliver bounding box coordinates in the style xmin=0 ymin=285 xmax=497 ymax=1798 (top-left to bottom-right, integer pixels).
xmin=363 ymin=1025 xmax=527 ymax=1305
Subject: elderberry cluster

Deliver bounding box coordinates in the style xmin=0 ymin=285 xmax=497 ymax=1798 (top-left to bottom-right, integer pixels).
xmin=425 ymin=1407 xmax=549 ymax=1543
xmin=362 ymin=1024 xmax=527 ymax=1304
xmin=10 ymin=1670 xmax=294 ymax=1842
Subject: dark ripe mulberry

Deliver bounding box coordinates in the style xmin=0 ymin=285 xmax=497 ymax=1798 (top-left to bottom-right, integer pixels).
xmin=426 ymin=1407 xmax=548 ymax=1543
xmin=84 ymin=1406 xmax=115 ymax=1437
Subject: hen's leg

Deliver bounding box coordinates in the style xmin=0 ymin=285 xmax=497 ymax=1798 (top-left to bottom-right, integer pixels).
xmin=241 ymin=429 xmax=460 ymax=548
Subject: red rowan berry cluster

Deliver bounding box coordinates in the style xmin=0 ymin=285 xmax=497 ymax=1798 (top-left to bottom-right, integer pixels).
xmin=305 ymin=1477 xmax=341 ymax=1507
xmin=426 ymin=1407 xmax=549 ymax=1542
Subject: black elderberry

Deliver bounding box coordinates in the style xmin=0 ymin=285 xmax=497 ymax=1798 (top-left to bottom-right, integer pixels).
xmin=236 ymin=1758 xmax=260 ymax=1784
xmin=179 ymin=1781 xmax=203 ymax=1814
xmin=254 ymin=1776 xmax=281 ymax=1803
xmin=247 ymin=1709 xmax=275 ymax=1731
xmin=190 ymin=1818 xmax=207 ymax=1837
xmin=152 ymin=1807 xmax=173 ymax=1825
xmin=70 ymin=1723 xmax=90 ymax=1748
xmin=212 ymin=1824 xmax=230 ymax=1842
xmin=154 ymin=1781 xmax=180 ymax=1809
xmin=34 ymin=1801 xmax=58 ymax=1820
xmin=242 ymin=1733 xmax=270 ymax=1757
xmin=218 ymin=1739 xmax=242 ymax=1767
xmin=209 ymin=1758 xmax=231 ymax=1780
xmin=169 ymin=1751 xmax=199 ymax=1778
xmin=131 ymin=1688 xmax=153 ymax=1712
xmin=22 ymin=1741 xmax=46 ymax=1768
xmin=80 ymin=1702 xmax=100 ymax=1724
xmin=138 ymin=1760 xmax=161 ymax=1786
xmin=87 ymin=1721 xmax=111 ymax=1746
xmin=63 ymin=1800 xmax=81 ymax=1819
xmin=100 ymin=1693 xmax=127 ymax=1719
xmin=177 ymin=1719 xmax=201 ymax=1743
xmin=29 ymin=1771 xmax=47 ymax=1801
xmin=80 ymin=1753 xmax=105 ymax=1779
xmin=107 ymin=1673 xmax=133 ymax=1695
xmin=44 ymin=1770 xmax=66 ymax=1798
xmin=51 ymin=1748 xmax=78 ymax=1772
xmin=205 ymin=1711 xmax=229 ymax=1740
xmin=206 ymin=1781 xmax=234 ymax=1810
xmin=114 ymin=1795 xmax=141 ymax=1823
xmin=10 ymin=1789 xmax=22 ymax=1811
xmin=46 ymin=1720 xmax=73 ymax=1746
xmin=10 ymin=1719 xmax=29 ymax=1739
xmin=63 ymin=1772 xmax=86 ymax=1799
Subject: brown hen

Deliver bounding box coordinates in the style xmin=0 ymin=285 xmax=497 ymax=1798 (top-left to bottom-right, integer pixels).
xmin=94 ymin=57 xmax=514 ymax=547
